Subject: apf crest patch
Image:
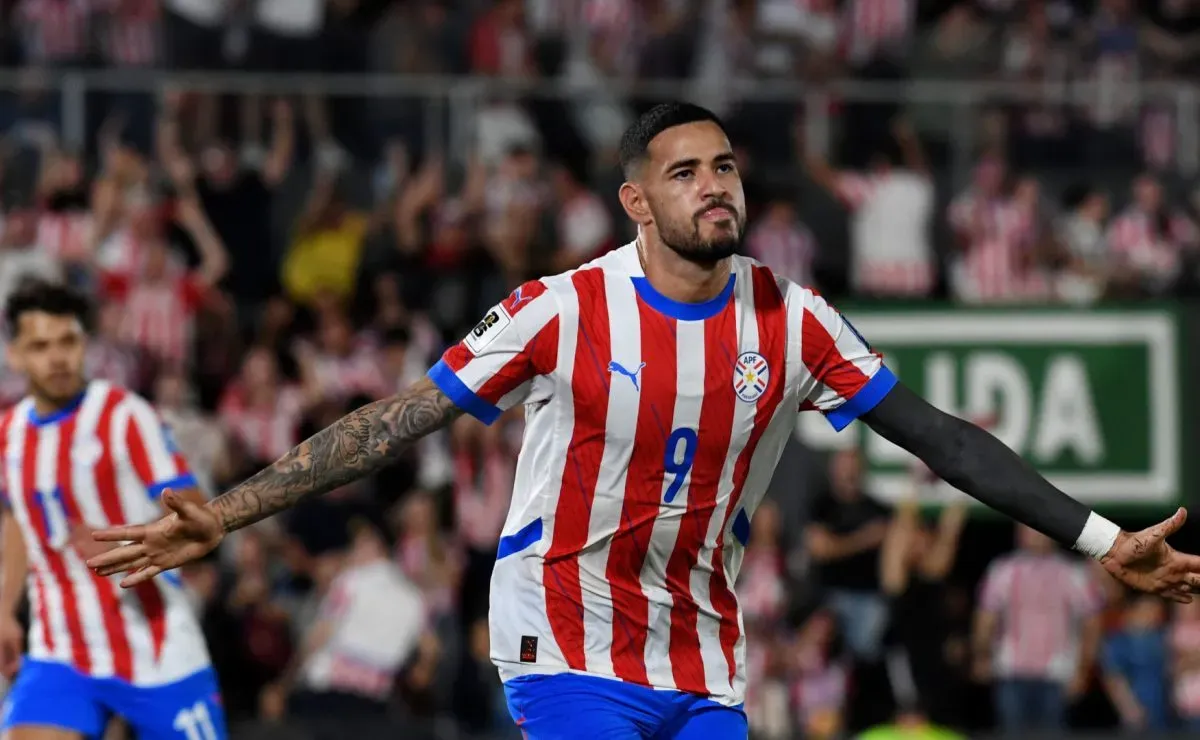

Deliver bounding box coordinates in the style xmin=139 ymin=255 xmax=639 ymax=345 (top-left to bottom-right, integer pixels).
xmin=733 ymin=351 xmax=770 ymax=403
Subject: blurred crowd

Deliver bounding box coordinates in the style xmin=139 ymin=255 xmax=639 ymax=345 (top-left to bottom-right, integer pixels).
xmin=0 ymin=0 xmax=1199 ymax=738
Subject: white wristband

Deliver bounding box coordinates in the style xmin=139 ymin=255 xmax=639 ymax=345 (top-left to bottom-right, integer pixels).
xmin=1074 ymin=511 xmax=1121 ymax=561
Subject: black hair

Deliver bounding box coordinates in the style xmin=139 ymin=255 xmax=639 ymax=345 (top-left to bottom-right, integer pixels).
xmin=618 ymin=102 xmax=728 ymax=179
xmin=4 ymin=278 xmax=91 ymax=337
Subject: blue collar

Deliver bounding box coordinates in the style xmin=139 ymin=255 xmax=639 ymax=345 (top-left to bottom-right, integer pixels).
xmin=29 ymin=389 xmax=87 ymax=427
xmin=631 ymin=273 xmax=736 ymax=321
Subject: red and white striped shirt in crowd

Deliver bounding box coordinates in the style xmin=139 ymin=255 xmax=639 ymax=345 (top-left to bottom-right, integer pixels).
xmin=977 ymin=551 xmax=1103 ymax=683
xmin=1170 ymin=611 xmax=1200 ymax=719
xmin=36 ymin=211 xmax=93 ymax=264
xmin=1142 ymin=107 xmax=1176 ymax=172
xmin=16 ymin=0 xmax=91 ymax=64
xmin=101 ymin=272 xmax=208 ymax=368
xmin=298 ymin=339 xmax=388 ymax=402
xmin=0 ymin=380 xmax=210 ymax=684
xmin=85 ymin=340 xmax=139 ymax=391
xmin=95 ymin=0 xmax=160 ymax=67
xmin=394 ymin=535 xmax=463 ymax=620
xmin=836 ymin=171 xmax=936 ymax=297
xmin=745 ymin=218 xmax=816 ymax=290
xmin=839 ymin=0 xmax=914 ymax=66
xmin=217 ymin=384 xmax=306 ymax=465
xmin=948 ymin=191 xmax=1050 ymax=303
xmin=736 ymin=547 xmax=787 ymax=626
xmin=429 ymin=243 xmax=896 ymax=706
xmin=1107 ymin=207 xmax=1198 ymax=285
xmin=454 ymin=439 xmax=516 ymax=552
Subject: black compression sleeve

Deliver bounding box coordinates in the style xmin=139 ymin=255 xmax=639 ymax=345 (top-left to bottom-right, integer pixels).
xmin=860 ymin=381 xmax=1092 ymax=547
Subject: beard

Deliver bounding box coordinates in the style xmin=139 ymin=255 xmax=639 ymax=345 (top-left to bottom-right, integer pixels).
xmin=653 ymin=201 xmax=745 ymax=264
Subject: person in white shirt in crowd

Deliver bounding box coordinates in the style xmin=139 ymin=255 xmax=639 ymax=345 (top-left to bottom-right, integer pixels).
xmin=549 ymin=160 xmax=615 ymax=273
xmin=270 ymin=515 xmax=438 ymax=738
xmin=1054 ymin=184 xmax=1112 ymax=305
xmin=806 ymin=118 xmax=935 ymax=298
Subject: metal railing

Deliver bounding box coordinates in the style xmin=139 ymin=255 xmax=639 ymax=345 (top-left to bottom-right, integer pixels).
xmin=0 ymin=69 xmax=1196 ymax=179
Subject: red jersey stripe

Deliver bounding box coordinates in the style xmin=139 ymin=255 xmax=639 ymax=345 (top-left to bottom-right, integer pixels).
xmin=710 ymin=266 xmax=789 ymax=682
xmin=123 ymin=413 xmax=168 ymax=660
xmin=22 ymin=421 xmax=89 ymax=671
xmin=801 ymin=306 xmax=871 ymax=399
xmin=543 ymin=269 xmax=610 ymax=671
xmin=665 ymin=300 xmax=738 ymax=695
xmin=92 ymin=389 xmax=135 ymax=679
xmin=476 ymin=316 xmax=560 ymax=404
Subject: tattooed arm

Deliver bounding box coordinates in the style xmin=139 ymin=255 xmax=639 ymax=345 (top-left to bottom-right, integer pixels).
xmin=87 ymin=378 xmax=464 ymax=585
xmin=213 ymin=377 xmax=462 ymax=532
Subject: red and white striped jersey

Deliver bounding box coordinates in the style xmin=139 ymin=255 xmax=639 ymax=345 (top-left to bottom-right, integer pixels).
xmin=16 ymin=0 xmax=91 ymax=64
xmin=218 ymin=384 xmax=306 ymax=465
xmin=95 ymin=0 xmax=160 ymax=67
xmin=978 ymin=552 xmax=1103 ymax=683
xmin=103 ymin=273 xmax=208 ymax=368
xmin=839 ymin=0 xmax=914 ymax=66
xmin=744 ymin=218 xmax=817 ymax=290
xmin=1107 ymin=207 xmax=1198 ymax=284
xmin=427 ymin=243 xmax=895 ymax=705
xmin=0 ymin=380 xmax=210 ymax=686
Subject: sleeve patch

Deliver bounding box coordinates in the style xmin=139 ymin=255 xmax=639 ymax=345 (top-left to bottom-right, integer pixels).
xmin=464 ymin=305 xmax=513 ymax=355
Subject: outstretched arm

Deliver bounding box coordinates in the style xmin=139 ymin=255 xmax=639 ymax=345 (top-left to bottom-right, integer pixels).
xmin=863 ymin=383 xmax=1200 ymax=600
xmin=213 ymin=377 xmax=462 ymax=533
xmin=863 ymin=382 xmax=1092 ymax=547
xmin=88 ymin=378 xmax=463 ymax=585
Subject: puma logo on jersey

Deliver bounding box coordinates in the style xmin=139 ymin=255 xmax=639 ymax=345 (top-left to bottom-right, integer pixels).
xmin=509 ymin=286 xmax=532 ymax=309
xmin=608 ymin=361 xmax=645 ymax=391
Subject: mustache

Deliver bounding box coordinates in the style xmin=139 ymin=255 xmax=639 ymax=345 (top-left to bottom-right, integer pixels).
xmin=694 ymin=201 xmax=738 ymax=220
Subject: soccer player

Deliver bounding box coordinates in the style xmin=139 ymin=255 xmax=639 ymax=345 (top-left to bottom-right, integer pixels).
xmin=89 ymin=103 xmax=1200 ymax=740
xmin=0 ymin=281 xmax=225 ymax=740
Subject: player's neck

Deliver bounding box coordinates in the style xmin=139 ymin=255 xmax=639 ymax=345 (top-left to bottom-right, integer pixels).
xmin=31 ymin=383 xmax=88 ymax=419
xmin=638 ymin=237 xmax=732 ymax=304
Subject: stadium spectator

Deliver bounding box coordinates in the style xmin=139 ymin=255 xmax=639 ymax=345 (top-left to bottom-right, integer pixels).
xmin=807 ymin=448 xmax=892 ymax=663
xmin=276 ymin=516 xmax=436 ymax=738
xmin=1170 ymin=599 xmax=1200 ymax=730
xmin=973 ymin=524 xmax=1103 ymax=732
xmin=744 ymin=189 xmax=818 ymax=289
xmin=548 ymin=160 xmax=615 ymax=272
xmin=1100 ymin=593 xmax=1171 ymax=730
xmin=281 ymin=169 xmax=370 ymax=308
xmin=1106 ymin=173 xmax=1198 ymax=297
xmin=807 ymin=118 xmax=936 ymax=299
xmin=880 ymin=485 xmax=967 ymax=726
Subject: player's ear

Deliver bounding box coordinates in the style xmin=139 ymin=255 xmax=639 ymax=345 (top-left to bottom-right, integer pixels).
xmin=619 ymin=182 xmax=652 ymax=226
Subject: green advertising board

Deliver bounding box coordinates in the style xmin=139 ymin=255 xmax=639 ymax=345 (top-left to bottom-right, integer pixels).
xmin=796 ymin=307 xmax=1183 ymax=507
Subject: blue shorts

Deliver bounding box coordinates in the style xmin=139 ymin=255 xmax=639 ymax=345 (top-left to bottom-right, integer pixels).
xmin=1 ymin=659 xmax=227 ymax=740
xmin=504 ymin=673 xmax=747 ymax=739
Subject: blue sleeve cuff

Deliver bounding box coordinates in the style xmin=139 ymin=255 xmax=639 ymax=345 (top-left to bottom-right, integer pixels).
xmin=824 ymin=366 xmax=898 ymax=432
xmin=147 ymin=473 xmax=199 ymax=499
xmin=427 ymin=359 xmax=502 ymax=426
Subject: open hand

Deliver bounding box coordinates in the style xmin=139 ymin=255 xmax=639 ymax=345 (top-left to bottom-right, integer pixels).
xmin=1101 ymin=508 xmax=1200 ymax=602
xmin=85 ymin=490 xmax=224 ymax=588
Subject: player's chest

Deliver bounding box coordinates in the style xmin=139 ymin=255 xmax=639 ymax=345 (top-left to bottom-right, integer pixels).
xmin=581 ymin=332 xmax=791 ymax=440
